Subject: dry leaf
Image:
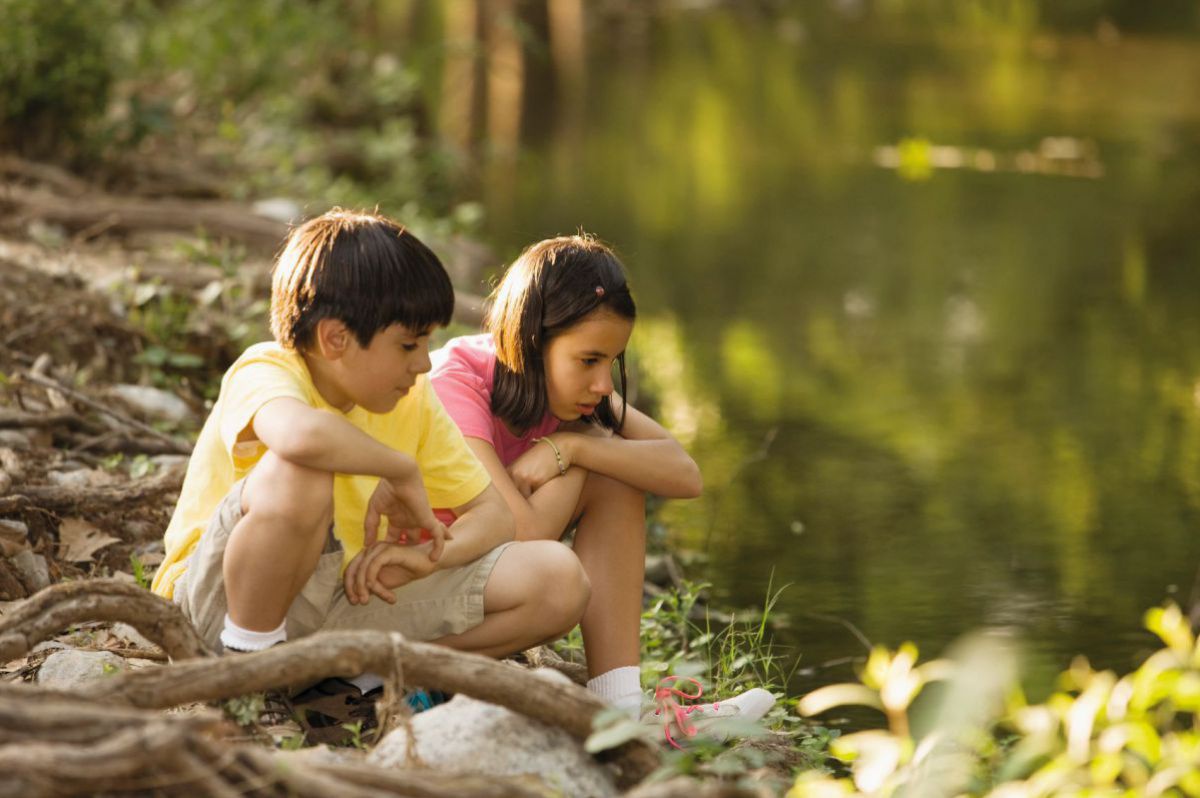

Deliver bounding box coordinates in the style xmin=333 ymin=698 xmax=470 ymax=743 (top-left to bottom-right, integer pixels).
xmin=58 ymin=518 xmax=121 ymax=563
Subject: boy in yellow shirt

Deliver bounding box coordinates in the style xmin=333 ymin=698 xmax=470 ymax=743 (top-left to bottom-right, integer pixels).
xmin=152 ymin=209 xmax=590 ymax=657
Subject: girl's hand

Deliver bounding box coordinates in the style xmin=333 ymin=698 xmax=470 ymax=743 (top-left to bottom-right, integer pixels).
xmin=364 ymin=472 xmax=452 ymax=562
xmin=507 ymin=434 xmax=573 ymax=497
xmin=344 ymin=541 xmax=437 ymax=605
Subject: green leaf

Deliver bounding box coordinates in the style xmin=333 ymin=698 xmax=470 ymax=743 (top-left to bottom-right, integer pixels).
xmin=585 ymin=717 xmax=647 ymax=753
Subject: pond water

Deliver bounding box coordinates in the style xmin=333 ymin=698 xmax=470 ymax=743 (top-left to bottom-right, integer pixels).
xmin=458 ymin=10 xmax=1200 ymax=700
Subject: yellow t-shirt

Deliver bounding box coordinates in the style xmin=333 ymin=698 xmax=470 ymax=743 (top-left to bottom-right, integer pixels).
xmin=151 ymin=341 xmax=490 ymax=599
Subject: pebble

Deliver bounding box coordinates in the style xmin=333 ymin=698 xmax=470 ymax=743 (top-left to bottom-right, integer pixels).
xmin=0 ymin=430 xmax=31 ymax=451
xmin=11 ymin=550 xmax=50 ymax=592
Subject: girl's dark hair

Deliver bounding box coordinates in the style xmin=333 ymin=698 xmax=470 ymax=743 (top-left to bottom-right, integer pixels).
xmin=487 ymin=234 xmax=636 ymax=434
xmin=270 ymin=208 xmax=454 ymax=350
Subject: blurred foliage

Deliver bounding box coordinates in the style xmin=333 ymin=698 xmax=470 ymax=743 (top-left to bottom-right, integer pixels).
xmin=0 ymin=0 xmax=475 ymax=228
xmin=788 ymin=604 xmax=1200 ymax=796
xmin=0 ymin=0 xmax=120 ymax=159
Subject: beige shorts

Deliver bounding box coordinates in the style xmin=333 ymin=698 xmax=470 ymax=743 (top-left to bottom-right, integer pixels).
xmin=174 ymin=480 xmax=511 ymax=649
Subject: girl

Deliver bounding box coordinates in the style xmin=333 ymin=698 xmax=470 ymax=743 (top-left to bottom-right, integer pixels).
xmin=429 ymin=234 xmax=774 ymax=735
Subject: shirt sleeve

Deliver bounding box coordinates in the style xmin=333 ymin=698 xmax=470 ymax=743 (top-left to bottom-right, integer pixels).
xmin=217 ymin=358 xmax=309 ymax=465
xmin=417 ymin=379 xmax=491 ymax=510
xmin=429 ymin=358 xmax=497 ymax=446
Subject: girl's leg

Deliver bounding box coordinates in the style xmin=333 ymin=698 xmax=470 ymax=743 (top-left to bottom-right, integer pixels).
xmin=571 ymin=472 xmax=646 ymax=678
xmin=431 ymin=540 xmax=591 ymax=657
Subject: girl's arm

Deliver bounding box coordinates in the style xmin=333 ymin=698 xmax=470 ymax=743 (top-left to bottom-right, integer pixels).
xmin=464 ymin=437 xmax=589 ymax=541
xmin=551 ymin=396 xmax=702 ymax=499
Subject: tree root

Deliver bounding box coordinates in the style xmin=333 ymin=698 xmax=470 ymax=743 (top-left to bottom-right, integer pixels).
xmin=0 ymin=578 xmax=212 ymax=662
xmin=0 ymin=460 xmax=185 ymax=515
xmin=0 ymin=579 xmax=660 ymax=789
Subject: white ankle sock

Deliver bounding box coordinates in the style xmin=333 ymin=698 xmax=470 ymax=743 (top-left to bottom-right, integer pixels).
xmin=588 ymin=666 xmax=642 ymax=718
xmin=220 ymin=614 xmax=287 ymax=652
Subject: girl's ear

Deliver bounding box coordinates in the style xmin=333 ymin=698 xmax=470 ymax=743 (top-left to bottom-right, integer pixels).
xmin=314 ymin=318 xmax=352 ymax=360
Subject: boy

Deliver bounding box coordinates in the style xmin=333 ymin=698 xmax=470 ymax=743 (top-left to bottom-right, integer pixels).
xmin=151 ymin=209 xmax=590 ymax=658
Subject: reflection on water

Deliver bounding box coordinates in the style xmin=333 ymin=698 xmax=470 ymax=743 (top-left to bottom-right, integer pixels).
xmin=414 ymin=6 xmax=1200 ymax=698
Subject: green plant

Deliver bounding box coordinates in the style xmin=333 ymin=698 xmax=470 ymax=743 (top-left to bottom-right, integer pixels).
xmin=129 ymin=553 xmax=150 ymax=590
xmin=341 ymin=720 xmax=367 ymax=750
xmin=788 ymin=603 xmax=1200 ymax=797
xmin=223 ymin=693 xmax=267 ymax=728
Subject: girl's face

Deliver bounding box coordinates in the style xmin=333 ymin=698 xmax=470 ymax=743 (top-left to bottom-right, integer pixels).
xmin=542 ymin=309 xmax=634 ymax=421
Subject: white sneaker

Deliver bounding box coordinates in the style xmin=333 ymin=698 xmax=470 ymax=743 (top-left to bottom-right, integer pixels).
xmin=643 ymin=680 xmax=776 ymax=748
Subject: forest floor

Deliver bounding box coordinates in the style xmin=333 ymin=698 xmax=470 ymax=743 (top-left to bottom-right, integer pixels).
xmin=0 ymin=161 xmax=812 ymax=797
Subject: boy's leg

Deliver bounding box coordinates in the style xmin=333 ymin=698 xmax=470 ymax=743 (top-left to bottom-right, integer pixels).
xmin=222 ymin=451 xmax=334 ymax=632
xmin=430 ymin=540 xmax=591 ymax=656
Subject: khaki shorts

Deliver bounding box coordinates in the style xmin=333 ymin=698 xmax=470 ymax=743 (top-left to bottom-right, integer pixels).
xmin=174 ymin=480 xmax=511 ymax=649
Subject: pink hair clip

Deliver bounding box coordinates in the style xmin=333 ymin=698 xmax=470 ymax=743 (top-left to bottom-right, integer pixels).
xmin=595 ymin=286 xmax=605 ymax=298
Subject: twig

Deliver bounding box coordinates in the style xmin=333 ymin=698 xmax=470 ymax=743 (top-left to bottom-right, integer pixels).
xmin=18 ymin=371 xmax=191 ymax=454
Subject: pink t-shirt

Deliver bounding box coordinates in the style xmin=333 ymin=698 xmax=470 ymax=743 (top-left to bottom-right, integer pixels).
xmin=430 ymin=334 xmax=559 ymax=466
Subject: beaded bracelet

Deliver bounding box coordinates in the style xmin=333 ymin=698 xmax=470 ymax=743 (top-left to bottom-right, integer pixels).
xmin=533 ymin=436 xmax=567 ymax=476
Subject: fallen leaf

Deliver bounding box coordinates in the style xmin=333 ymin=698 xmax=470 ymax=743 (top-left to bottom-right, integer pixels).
xmin=58 ymin=518 xmax=121 ymax=563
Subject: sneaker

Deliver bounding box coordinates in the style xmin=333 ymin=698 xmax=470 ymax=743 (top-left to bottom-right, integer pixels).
xmin=643 ymin=676 xmax=776 ymax=749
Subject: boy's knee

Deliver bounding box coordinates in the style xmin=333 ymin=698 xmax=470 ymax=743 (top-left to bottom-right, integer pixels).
xmin=532 ymin=541 xmax=591 ymax=629
xmin=243 ymin=452 xmax=334 ymax=533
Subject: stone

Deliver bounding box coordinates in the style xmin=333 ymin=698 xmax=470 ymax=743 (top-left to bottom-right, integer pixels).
xmin=369 ymin=669 xmax=617 ymax=798
xmin=0 ymin=430 xmax=31 ymax=451
xmin=108 ymin=384 xmax=192 ymax=423
xmin=11 ymin=549 xmax=50 ymax=592
xmin=110 ymin=622 xmax=158 ymax=650
xmin=37 ymin=649 xmax=127 ymax=688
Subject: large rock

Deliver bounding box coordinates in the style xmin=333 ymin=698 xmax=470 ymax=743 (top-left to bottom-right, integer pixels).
xmin=369 ymin=669 xmax=618 ymax=798
xmin=37 ymin=649 xmax=127 ymax=688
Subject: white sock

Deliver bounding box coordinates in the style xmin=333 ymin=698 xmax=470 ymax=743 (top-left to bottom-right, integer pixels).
xmin=220 ymin=614 xmax=287 ymax=652
xmin=346 ymin=672 xmax=385 ymax=694
xmin=588 ymin=666 xmax=642 ymax=718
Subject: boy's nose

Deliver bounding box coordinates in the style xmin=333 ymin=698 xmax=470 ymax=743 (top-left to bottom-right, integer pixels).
xmin=413 ymin=348 xmax=432 ymax=374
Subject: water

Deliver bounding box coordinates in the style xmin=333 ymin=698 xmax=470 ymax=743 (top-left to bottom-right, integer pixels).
xmin=449 ymin=10 xmax=1200 ymax=699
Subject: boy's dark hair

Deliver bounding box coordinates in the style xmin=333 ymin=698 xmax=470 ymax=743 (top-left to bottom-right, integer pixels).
xmin=487 ymin=234 xmax=636 ymax=433
xmin=270 ymin=209 xmax=454 ymax=350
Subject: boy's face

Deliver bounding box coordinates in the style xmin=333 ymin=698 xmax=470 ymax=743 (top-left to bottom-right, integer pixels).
xmin=334 ymin=323 xmax=435 ymax=414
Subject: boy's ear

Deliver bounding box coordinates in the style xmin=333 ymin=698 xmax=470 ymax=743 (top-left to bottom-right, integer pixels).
xmin=314 ymin=318 xmax=352 ymax=359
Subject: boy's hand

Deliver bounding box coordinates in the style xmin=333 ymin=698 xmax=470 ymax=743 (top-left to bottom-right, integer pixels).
xmin=344 ymin=542 xmax=437 ymax=605
xmin=364 ymin=472 xmax=451 ymax=562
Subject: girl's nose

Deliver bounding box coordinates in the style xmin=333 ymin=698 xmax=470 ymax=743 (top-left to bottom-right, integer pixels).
xmin=592 ymin=369 xmax=614 ymax=396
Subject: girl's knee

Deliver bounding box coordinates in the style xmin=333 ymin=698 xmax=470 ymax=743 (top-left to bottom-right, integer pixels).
xmin=583 ymin=471 xmax=645 ymax=513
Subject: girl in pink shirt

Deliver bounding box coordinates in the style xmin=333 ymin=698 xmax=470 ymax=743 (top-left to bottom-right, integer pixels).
xmin=431 ymin=235 xmax=775 ymax=734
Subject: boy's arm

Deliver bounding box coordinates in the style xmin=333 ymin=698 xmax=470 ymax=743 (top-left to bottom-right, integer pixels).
xmin=250 ymin=396 xmax=418 ymax=481
xmin=344 ymin=483 xmax=514 ymax=605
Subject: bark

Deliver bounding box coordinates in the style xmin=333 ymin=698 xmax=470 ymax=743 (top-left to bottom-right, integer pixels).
xmin=0 ymin=461 xmax=185 ymax=515
xmin=0 ymin=578 xmax=212 ymax=662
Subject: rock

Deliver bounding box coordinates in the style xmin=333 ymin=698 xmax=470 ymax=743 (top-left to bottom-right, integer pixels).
xmin=0 ymin=430 xmax=31 ymax=451
xmin=37 ymin=649 xmax=127 ymax=688
xmin=110 ymin=622 xmax=157 ymax=650
xmin=0 ymin=519 xmax=28 ymax=538
xmin=252 ymin=198 xmax=303 ymax=225
xmin=11 ymin=549 xmax=50 ymax=592
xmin=46 ymin=469 xmax=116 ymax=489
xmin=369 ymin=669 xmax=618 ymax=798
xmin=108 ymin=384 xmax=192 ymax=423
